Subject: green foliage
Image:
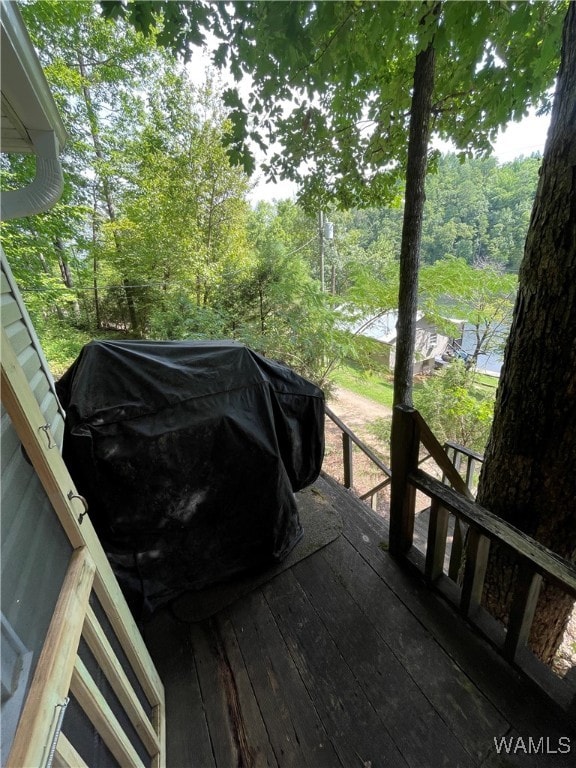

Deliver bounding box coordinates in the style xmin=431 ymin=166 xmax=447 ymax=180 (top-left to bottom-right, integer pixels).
xmin=99 ymin=1 xmax=565 ymax=210
xmin=343 ymin=261 xmax=399 ymax=315
xmin=420 ymin=257 xmax=517 ymax=361
xmin=9 ymin=0 xmax=172 ymax=336
xmin=413 ymin=360 xmax=495 ymax=452
xmin=227 ymin=203 xmax=345 ymax=386
xmin=138 ymin=3 xmax=563 ymax=207
xmin=30 ymin=317 xmax=94 ymax=379
xmin=113 ymin=74 xmax=253 ymax=333
xmin=290 ymin=154 xmax=537 ymax=312
xmin=421 ymin=154 xmax=540 ymax=270
xmin=99 ymin=0 xmax=565 ymax=411
xmin=148 ymin=294 xmax=227 ymax=340
xmin=5 ymin=2 xmax=552 ymax=400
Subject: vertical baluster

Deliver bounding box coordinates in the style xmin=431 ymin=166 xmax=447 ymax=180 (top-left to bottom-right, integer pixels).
xmin=466 ymin=457 xmax=476 ymax=493
xmin=425 ymin=498 xmax=450 ymax=582
xmin=453 ymin=449 xmax=462 ymax=488
xmin=342 ymin=432 xmax=353 ymax=489
xmin=503 ymin=561 xmax=542 ymax=662
xmin=441 ymin=444 xmax=454 ymax=486
xmin=460 ymin=528 xmax=490 ymax=616
xmin=448 ymin=518 xmax=465 ymax=582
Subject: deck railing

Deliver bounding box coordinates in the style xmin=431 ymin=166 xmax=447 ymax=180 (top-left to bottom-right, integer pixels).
xmin=325 ymin=405 xmax=392 ymax=508
xmin=442 ymin=440 xmax=483 ymax=492
xmin=439 ymin=441 xmax=483 ymax=579
xmin=324 ymin=404 xmax=478 ymax=511
xmin=389 ymin=404 xmax=576 ymax=714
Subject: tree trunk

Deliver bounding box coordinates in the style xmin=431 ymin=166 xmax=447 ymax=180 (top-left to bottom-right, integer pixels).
xmin=78 ymin=50 xmax=140 ymax=335
xmin=92 ymin=189 xmax=102 ymax=330
xmin=477 ymin=3 xmax=576 ymax=663
xmin=393 ymin=39 xmax=436 ymax=406
xmin=55 ymin=237 xmax=73 ymax=288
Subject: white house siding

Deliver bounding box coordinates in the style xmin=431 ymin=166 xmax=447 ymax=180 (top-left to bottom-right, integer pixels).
xmin=1 ymin=248 xmax=72 ymax=765
xmin=1 ymin=248 xmax=65 ymax=445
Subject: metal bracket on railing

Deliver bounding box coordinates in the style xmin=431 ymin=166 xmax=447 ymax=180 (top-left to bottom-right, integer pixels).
xmin=38 ymin=423 xmax=56 ymax=449
xmin=68 ymin=491 xmax=89 ymax=524
xmin=44 ymin=696 xmax=69 ymax=768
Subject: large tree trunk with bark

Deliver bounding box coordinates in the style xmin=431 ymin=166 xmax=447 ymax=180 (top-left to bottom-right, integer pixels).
xmin=393 ymin=38 xmax=436 ymax=407
xmin=477 ymin=3 xmax=576 ymax=663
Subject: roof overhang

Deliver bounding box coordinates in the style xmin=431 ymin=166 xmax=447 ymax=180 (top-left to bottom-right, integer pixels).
xmin=1 ymin=1 xmax=67 ymax=219
xmin=1 ymin=0 xmax=66 ymax=154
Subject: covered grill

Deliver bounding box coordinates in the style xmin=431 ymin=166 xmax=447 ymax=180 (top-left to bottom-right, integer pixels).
xmin=57 ymin=340 xmax=325 ymax=615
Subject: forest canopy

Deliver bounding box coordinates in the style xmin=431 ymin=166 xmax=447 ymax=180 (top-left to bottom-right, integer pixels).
xmin=0 ymin=1 xmax=543 ymax=392
xmin=2 ymin=0 xmax=538 ymax=383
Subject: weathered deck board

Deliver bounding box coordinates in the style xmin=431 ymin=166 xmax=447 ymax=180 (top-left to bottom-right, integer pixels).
xmin=263 ymin=568 xmax=409 ymax=768
xmin=292 ymin=546 xmax=490 ymax=766
xmin=145 ymin=617 xmax=215 ymax=768
xmin=319 ymin=533 xmax=506 ymax=758
xmin=145 ymin=474 xmax=575 ymax=768
xmin=193 ymin=618 xmax=278 ymax=768
xmin=227 ymin=590 xmax=340 ymax=768
xmin=289 ymin=550 xmax=475 ymax=767
xmin=325 ymin=478 xmax=573 ymax=742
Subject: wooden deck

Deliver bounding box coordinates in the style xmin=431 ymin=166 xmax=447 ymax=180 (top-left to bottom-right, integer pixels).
xmin=144 ymin=474 xmax=575 ymax=768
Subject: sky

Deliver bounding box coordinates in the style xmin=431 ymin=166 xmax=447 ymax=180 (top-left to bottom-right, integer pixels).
xmin=490 ymin=110 xmax=551 ymax=163
xmin=248 ymin=110 xmax=552 ymax=204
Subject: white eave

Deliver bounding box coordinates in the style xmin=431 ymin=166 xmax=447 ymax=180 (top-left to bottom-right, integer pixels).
xmin=1 ymin=1 xmax=67 ymax=219
xmin=1 ymin=0 xmax=66 ymax=154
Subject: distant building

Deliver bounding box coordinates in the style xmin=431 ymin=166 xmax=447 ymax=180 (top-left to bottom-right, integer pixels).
xmin=342 ymin=309 xmax=452 ymax=375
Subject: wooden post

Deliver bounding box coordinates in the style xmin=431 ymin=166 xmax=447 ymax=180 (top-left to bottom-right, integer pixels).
xmin=71 ymin=657 xmax=145 ymax=768
xmin=503 ymin=561 xmax=542 ymax=662
xmin=465 ymin=457 xmax=476 ymax=492
xmin=425 ymin=498 xmax=450 ymax=583
xmin=342 ymin=432 xmax=353 ymax=489
xmin=448 ymin=518 xmax=465 ymax=583
xmin=7 ymin=547 xmax=95 ymax=768
xmin=389 ymin=405 xmax=419 ymax=556
xmin=460 ymin=528 xmax=490 ymax=616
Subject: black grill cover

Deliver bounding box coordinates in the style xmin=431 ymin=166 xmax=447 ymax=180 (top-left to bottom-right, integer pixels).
xmin=56 ymin=340 xmax=324 ymax=614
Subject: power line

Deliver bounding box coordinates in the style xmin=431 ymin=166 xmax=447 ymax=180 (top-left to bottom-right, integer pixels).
xmin=19 ymin=234 xmax=321 ymax=294
xmin=21 ymin=280 xmax=208 ymax=293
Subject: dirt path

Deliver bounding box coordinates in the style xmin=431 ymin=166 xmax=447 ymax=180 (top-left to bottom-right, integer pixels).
xmin=327 ymin=386 xmax=392 ymax=430
xmin=323 ymin=386 xmax=393 ymax=508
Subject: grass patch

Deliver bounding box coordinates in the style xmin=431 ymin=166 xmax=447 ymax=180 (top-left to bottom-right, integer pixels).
xmin=331 ymin=362 xmax=395 ymax=408
xmin=34 ymin=318 xmax=135 ymax=379
xmin=35 ymin=320 xmax=94 ymax=379
xmin=330 ymin=360 xmax=498 ymax=415
xmin=472 ymin=371 xmax=499 ymax=391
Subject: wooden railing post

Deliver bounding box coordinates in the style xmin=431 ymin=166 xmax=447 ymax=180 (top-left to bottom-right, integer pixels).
xmin=425 ymin=498 xmax=450 ymax=583
xmin=503 ymin=561 xmax=542 ymax=663
xmin=448 ymin=518 xmax=466 ymax=583
xmin=460 ymin=529 xmax=490 ymax=616
xmin=389 ymin=405 xmax=419 ymax=557
xmin=342 ymin=432 xmax=353 ymax=489
xmin=324 ymin=405 xmax=392 ymax=497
